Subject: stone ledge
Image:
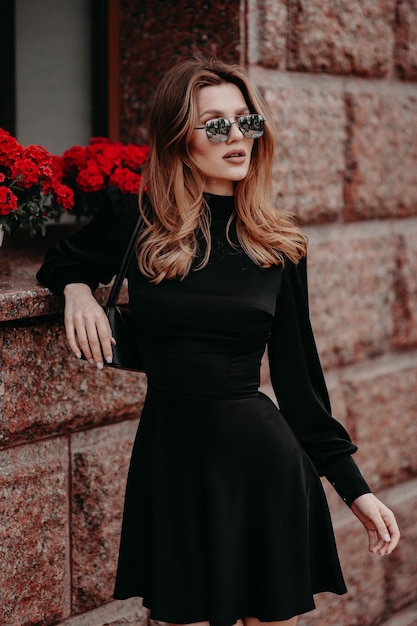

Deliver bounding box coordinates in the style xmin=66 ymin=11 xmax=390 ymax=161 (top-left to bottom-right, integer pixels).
xmin=0 ymin=249 xmax=125 ymax=323
xmin=0 ymin=250 xmax=62 ymax=323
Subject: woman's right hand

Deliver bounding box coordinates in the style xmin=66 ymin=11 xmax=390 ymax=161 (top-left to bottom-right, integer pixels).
xmin=63 ymin=283 xmax=115 ymax=369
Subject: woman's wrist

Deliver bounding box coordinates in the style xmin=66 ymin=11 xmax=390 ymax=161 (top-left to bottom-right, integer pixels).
xmin=63 ymin=282 xmax=93 ymax=297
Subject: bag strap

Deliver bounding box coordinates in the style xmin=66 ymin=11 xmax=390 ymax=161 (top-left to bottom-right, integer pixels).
xmin=106 ymin=217 xmax=142 ymax=307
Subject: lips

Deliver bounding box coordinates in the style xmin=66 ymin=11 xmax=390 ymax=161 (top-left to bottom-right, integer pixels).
xmin=223 ymin=149 xmax=246 ymax=159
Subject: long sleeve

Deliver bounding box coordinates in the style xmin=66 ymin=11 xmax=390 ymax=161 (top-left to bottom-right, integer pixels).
xmin=268 ymin=256 xmax=371 ymax=506
xmin=36 ymin=188 xmax=140 ymax=294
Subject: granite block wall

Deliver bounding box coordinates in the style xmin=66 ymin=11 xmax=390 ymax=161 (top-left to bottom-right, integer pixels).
xmin=0 ymin=259 xmax=147 ymax=626
xmin=118 ymin=0 xmax=241 ymax=143
xmin=1 ymin=1 xmax=417 ymax=625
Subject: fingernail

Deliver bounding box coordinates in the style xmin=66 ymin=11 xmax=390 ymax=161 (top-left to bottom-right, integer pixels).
xmin=88 ymin=359 xmax=95 ymax=365
xmin=383 ymin=533 xmax=390 ymax=542
xmin=97 ymin=362 xmax=104 ymax=370
xmin=105 ymin=356 xmax=113 ymax=364
xmin=75 ymin=352 xmax=82 ymax=359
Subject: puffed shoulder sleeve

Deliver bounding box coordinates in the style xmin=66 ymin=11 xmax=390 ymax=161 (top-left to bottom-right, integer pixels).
xmin=268 ymin=255 xmax=372 ymax=506
xmin=36 ymin=188 xmax=140 ymax=294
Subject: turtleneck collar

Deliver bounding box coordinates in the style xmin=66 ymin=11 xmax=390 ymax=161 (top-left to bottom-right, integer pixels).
xmin=203 ymin=193 xmax=236 ymax=220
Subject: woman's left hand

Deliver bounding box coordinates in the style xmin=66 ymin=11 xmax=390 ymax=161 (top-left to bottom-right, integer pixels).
xmin=350 ymin=493 xmax=400 ymax=556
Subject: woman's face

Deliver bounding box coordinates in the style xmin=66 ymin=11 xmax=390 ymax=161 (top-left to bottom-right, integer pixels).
xmin=189 ymin=83 xmax=255 ymax=196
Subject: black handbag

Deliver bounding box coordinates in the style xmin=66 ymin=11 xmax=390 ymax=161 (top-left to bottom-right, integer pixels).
xmin=84 ymin=218 xmax=144 ymax=372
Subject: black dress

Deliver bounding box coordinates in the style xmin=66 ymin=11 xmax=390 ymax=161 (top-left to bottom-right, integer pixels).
xmin=37 ymin=190 xmax=371 ymax=624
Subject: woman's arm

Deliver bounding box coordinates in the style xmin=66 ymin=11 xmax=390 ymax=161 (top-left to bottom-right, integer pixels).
xmin=37 ymin=188 xmax=139 ymax=367
xmin=63 ymin=283 xmax=115 ymax=368
xmin=268 ymin=256 xmax=371 ymax=505
xmin=350 ymin=493 xmax=400 ymax=556
xmin=37 ymin=188 xmax=139 ymax=294
xmin=268 ymin=256 xmax=400 ymax=553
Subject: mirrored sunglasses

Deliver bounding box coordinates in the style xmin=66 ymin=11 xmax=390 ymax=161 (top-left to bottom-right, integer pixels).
xmin=195 ymin=113 xmax=265 ymax=143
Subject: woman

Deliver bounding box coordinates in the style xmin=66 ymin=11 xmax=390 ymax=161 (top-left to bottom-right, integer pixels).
xmin=37 ymin=57 xmax=400 ymax=626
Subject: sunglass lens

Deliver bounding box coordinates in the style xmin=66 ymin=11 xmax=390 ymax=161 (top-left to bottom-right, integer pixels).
xmin=206 ymin=118 xmax=231 ymax=143
xmin=239 ymin=114 xmax=264 ymax=139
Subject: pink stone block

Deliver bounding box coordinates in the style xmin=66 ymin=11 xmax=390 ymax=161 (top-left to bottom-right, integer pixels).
xmin=0 ymin=438 xmax=70 ymax=625
xmin=306 ymin=234 xmax=397 ymax=369
xmin=0 ymin=254 xmax=64 ymax=323
xmin=250 ymin=0 xmax=287 ymax=69
xmin=383 ymin=479 xmax=417 ymax=612
xmin=344 ymin=355 xmax=417 ymax=490
xmin=326 ymin=371 xmax=349 ymax=427
xmin=0 ymin=318 xmax=146 ymax=447
xmin=118 ymin=0 xmax=241 ymax=143
xmin=71 ymin=419 xmax=139 ymax=614
xmin=392 ymin=229 xmax=417 ymax=349
xmin=395 ymin=0 xmax=417 ymax=80
xmin=262 ymin=82 xmax=346 ymax=224
xmin=288 ymin=0 xmax=396 ymax=76
xmin=345 ymin=91 xmax=417 ymax=220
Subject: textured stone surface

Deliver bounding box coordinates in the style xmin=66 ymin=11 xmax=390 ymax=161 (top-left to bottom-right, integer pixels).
xmin=0 ymin=317 xmax=146 ymax=447
xmin=380 ymin=602 xmax=417 ymax=626
xmin=345 ymin=90 xmax=417 ymax=221
xmin=71 ymin=420 xmax=139 ymax=614
xmin=392 ymin=230 xmax=417 ymax=349
xmin=249 ymin=0 xmax=287 ymax=69
xmin=54 ymin=598 xmax=147 ymax=626
xmin=119 ymin=0 xmax=241 ymax=143
xmin=344 ymin=354 xmax=417 ymax=490
xmin=395 ymin=0 xmax=417 ymax=80
xmin=306 ymin=232 xmax=397 ymax=369
xmin=0 ymin=226 xmax=84 ymax=323
xmin=0 ymin=252 xmax=63 ymax=322
xmin=298 ymin=505 xmax=386 ymax=625
xmin=383 ymin=479 xmax=417 ymax=612
xmin=0 ymin=438 xmax=70 ymax=625
xmin=0 ymin=243 xmax=130 ymax=327
xmin=288 ymin=0 xmax=396 ymax=76
xmin=261 ymin=81 xmax=346 ymax=224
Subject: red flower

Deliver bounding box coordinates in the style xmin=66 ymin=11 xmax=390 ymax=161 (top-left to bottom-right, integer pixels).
xmin=89 ymin=136 xmax=111 ymax=145
xmin=55 ymin=137 xmax=149 ymax=219
xmin=88 ymin=143 xmax=122 ymax=177
xmin=120 ymin=144 xmax=150 ymax=169
xmin=109 ymin=167 xmax=142 ymax=194
xmin=62 ymin=145 xmax=87 ymax=174
xmin=10 ymin=157 xmax=41 ymax=188
xmin=76 ymin=164 xmax=105 ymax=192
xmin=0 ymin=129 xmax=22 ymax=165
xmin=0 ymin=186 xmax=18 ymax=215
xmin=24 ymin=144 xmax=51 ymax=170
xmin=52 ymin=181 xmax=74 ymax=210
xmin=0 ymin=128 xmax=75 ymax=235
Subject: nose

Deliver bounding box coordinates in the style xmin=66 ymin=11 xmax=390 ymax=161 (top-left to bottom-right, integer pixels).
xmin=226 ymin=120 xmax=244 ymax=142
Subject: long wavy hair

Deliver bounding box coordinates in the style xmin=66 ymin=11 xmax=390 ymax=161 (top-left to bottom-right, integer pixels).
xmin=137 ymin=57 xmax=307 ymax=283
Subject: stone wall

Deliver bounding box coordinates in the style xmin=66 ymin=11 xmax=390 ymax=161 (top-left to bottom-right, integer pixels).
xmin=1 ymin=1 xmax=417 ymax=626
xmin=0 ymin=245 xmax=148 ymax=626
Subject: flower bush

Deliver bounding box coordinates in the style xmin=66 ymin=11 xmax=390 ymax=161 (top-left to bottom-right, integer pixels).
xmin=61 ymin=137 xmax=149 ymax=218
xmin=0 ymin=132 xmax=150 ymax=239
xmin=0 ymin=129 xmax=74 ymax=237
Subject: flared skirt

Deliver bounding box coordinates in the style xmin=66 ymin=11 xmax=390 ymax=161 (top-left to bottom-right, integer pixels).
xmin=114 ymin=388 xmax=346 ymax=624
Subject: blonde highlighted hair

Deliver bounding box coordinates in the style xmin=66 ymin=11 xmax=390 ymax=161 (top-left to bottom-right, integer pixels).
xmin=137 ymin=56 xmax=307 ymax=283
